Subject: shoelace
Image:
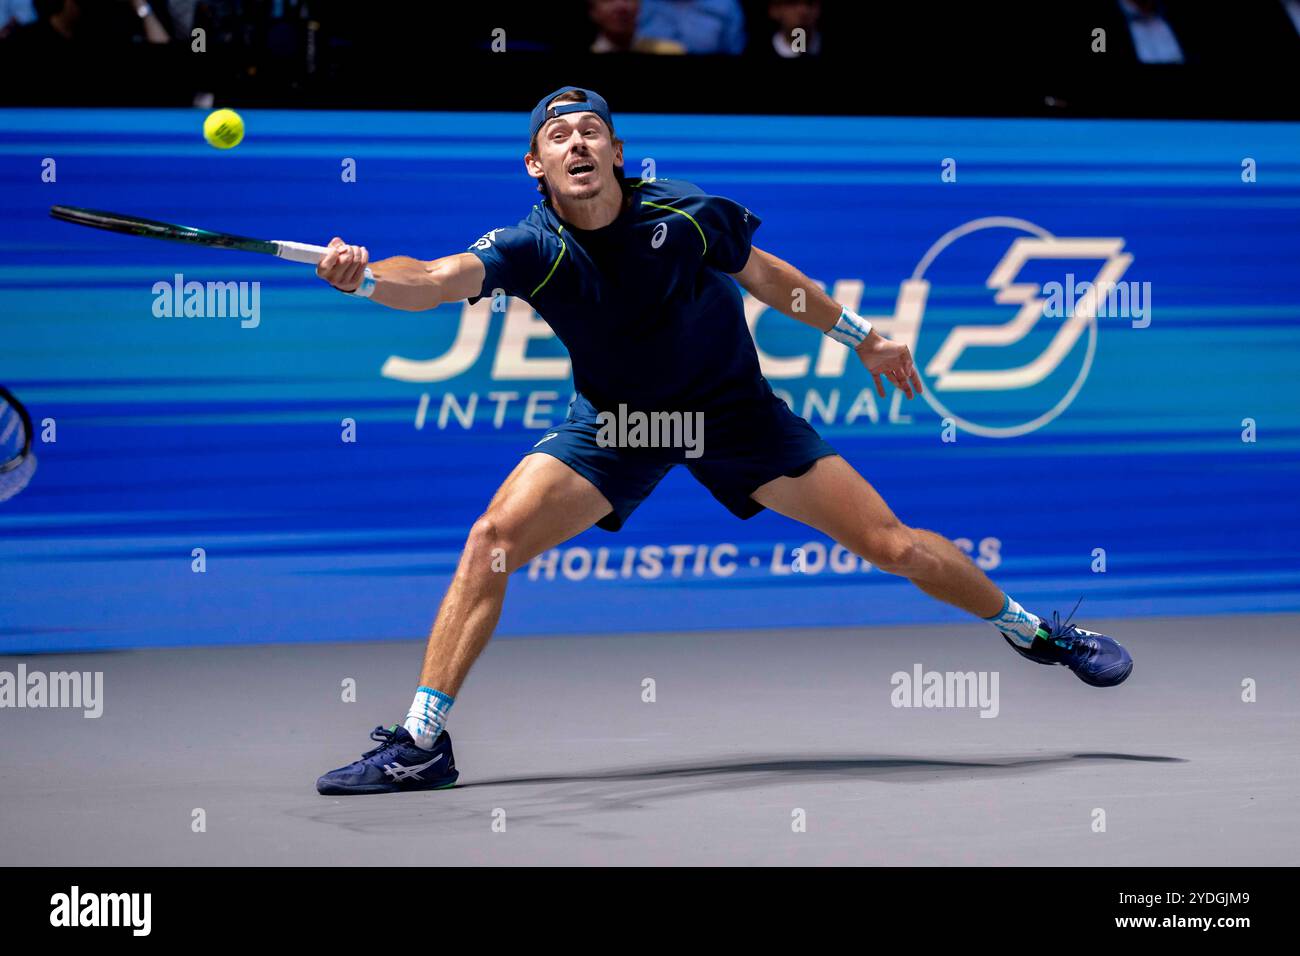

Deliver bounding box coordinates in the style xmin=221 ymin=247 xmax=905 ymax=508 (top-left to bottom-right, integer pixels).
xmin=360 ymin=724 xmax=402 ymax=759
xmin=1047 ymin=597 xmax=1088 ymax=650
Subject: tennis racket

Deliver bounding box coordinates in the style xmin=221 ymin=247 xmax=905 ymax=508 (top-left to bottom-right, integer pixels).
xmin=49 ymin=205 xmax=330 ymax=265
xmin=0 ymin=385 xmax=36 ymax=503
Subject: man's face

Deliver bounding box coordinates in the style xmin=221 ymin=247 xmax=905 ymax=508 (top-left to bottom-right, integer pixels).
xmin=526 ymin=108 xmax=623 ymax=203
xmin=589 ymin=0 xmax=639 ymax=39
xmin=769 ymin=0 xmax=820 ymax=33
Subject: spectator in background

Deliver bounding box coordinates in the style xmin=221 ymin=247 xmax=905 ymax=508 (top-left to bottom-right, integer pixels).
xmin=0 ymin=0 xmax=35 ymax=39
xmin=113 ymin=0 xmax=173 ymax=44
xmin=766 ymin=0 xmax=820 ymax=56
xmin=637 ymin=0 xmax=745 ymax=54
xmin=163 ymin=0 xmax=195 ymax=37
xmin=6 ymin=0 xmax=86 ymax=49
xmin=1280 ymin=0 xmax=1300 ymax=36
xmin=1075 ymin=0 xmax=1215 ymax=64
xmin=588 ymin=0 xmax=685 ymax=53
xmin=5 ymin=0 xmax=171 ymax=48
xmin=1116 ymin=0 xmax=1184 ymax=63
xmin=1077 ymin=0 xmax=1291 ymax=65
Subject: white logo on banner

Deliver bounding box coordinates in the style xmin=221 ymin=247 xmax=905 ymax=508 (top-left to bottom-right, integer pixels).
xmin=904 ymin=217 xmax=1133 ymax=438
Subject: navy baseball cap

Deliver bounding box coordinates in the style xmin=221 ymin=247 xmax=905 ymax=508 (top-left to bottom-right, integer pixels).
xmin=528 ymin=86 xmax=614 ymax=144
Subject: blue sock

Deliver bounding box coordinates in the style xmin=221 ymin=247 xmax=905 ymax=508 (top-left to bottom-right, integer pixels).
xmin=403 ymin=686 xmax=455 ymax=750
xmin=983 ymin=594 xmax=1042 ymax=647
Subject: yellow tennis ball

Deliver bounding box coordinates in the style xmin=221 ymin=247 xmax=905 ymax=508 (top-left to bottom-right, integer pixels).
xmin=203 ymin=109 xmax=244 ymax=150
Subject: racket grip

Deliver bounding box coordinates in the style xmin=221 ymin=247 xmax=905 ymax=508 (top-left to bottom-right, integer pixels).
xmin=274 ymin=241 xmax=332 ymax=265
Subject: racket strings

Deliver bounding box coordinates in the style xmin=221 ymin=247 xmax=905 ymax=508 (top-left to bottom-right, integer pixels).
xmin=0 ymin=401 xmax=23 ymax=449
xmin=0 ymin=392 xmax=35 ymax=501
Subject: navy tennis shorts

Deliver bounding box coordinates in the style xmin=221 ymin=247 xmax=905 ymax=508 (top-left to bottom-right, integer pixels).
xmin=524 ymin=392 xmax=837 ymax=531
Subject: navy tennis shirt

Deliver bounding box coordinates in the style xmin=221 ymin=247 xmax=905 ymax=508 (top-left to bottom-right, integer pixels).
xmin=466 ymin=178 xmax=768 ymax=419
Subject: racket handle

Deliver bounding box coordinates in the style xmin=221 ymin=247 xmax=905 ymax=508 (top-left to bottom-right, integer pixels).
xmin=274 ymin=241 xmax=332 ymax=264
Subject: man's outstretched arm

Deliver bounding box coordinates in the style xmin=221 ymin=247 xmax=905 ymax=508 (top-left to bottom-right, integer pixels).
xmin=731 ymin=245 xmax=923 ymax=399
xmin=315 ymin=238 xmax=486 ymax=312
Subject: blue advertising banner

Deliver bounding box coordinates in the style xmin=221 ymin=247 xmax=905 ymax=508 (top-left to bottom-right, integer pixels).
xmin=1 ymin=109 xmax=1297 ymax=652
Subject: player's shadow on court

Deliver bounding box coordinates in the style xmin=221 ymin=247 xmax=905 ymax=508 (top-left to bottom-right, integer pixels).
xmin=461 ymin=751 xmax=1186 ymax=793
xmin=298 ymin=753 xmax=1188 ymax=835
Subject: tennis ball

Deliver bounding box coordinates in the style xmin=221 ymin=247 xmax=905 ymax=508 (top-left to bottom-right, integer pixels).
xmin=203 ymin=109 xmax=244 ymax=150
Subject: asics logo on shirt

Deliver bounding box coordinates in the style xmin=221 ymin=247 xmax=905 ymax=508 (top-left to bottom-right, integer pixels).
xmin=471 ymin=228 xmax=505 ymax=251
xmin=651 ymin=222 xmax=668 ymax=249
xmin=533 ymin=433 xmax=559 ymax=447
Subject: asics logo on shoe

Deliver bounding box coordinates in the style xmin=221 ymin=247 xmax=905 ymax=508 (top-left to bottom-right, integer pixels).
xmin=382 ymin=753 xmax=446 ymax=782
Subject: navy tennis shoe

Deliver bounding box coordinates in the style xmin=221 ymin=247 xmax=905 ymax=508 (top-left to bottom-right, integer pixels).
xmin=1002 ymin=608 xmax=1133 ymax=687
xmin=316 ymin=724 xmax=459 ymax=795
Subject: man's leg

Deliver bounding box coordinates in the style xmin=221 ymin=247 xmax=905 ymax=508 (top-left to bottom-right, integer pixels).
xmin=317 ymin=451 xmax=630 ymax=794
xmin=751 ymin=455 xmax=1004 ymax=617
xmin=750 ymin=454 xmax=1133 ymax=686
xmin=412 ymin=452 xmax=613 ymax=708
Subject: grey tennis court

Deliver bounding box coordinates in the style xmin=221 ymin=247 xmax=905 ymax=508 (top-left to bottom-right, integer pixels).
xmin=2 ymin=613 xmax=1295 ymax=866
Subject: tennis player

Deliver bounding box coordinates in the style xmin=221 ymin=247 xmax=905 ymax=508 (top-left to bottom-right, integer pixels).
xmin=314 ymin=87 xmax=1133 ymax=795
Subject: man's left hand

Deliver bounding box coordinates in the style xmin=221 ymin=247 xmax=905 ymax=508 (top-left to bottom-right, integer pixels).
xmin=856 ymin=332 xmax=924 ymax=399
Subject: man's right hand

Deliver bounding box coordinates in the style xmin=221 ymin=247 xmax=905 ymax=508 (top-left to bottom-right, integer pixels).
xmin=316 ymin=237 xmax=370 ymax=292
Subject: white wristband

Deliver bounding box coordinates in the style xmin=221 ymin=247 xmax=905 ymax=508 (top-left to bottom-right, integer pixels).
xmin=826 ymin=306 xmax=872 ymax=348
xmin=343 ymin=266 xmax=376 ymax=299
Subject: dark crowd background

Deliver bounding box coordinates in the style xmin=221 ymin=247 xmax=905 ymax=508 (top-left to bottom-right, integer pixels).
xmin=1 ymin=1 xmax=1297 ymax=118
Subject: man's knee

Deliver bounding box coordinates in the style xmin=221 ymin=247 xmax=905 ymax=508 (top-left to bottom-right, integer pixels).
xmin=857 ymin=523 xmax=923 ymax=575
xmin=462 ymin=512 xmax=514 ymax=572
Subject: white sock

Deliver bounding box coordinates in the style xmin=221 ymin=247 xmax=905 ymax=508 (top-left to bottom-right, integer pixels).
xmin=403 ymin=686 xmax=455 ymax=750
xmin=983 ymin=594 xmax=1042 ymax=647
